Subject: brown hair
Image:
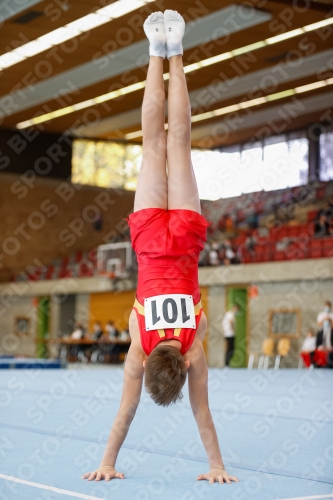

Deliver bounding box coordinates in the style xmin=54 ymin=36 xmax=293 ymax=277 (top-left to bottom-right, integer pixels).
xmin=144 ymin=344 xmax=187 ymax=407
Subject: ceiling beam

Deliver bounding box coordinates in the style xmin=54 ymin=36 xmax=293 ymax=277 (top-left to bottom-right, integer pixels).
xmin=190 ymin=91 xmax=333 ymax=144
xmin=0 ymin=6 xmax=271 ymax=119
xmin=74 ymin=47 xmax=333 ymax=138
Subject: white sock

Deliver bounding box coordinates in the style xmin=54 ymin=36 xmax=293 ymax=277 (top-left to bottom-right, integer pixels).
xmin=143 ymin=12 xmax=166 ymax=58
xmin=164 ymin=10 xmax=185 ymax=59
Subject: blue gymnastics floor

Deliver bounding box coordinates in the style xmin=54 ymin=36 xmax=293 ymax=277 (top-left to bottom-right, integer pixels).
xmin=0 ymin=367 xmax=332 ymax=500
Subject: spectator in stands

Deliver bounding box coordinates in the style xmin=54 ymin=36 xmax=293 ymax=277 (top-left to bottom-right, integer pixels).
xmin=247 ymin=210 xmax=259 ymax=230
xmin=314 ymin=212 xmax=330 ymax=237
xmin=218 ymin=245 xmax=225 ymax=263
xmin=208 ymin=244 xmax=220 ymax=266
xmin=316 ymin=300 xmax=333 ymax=368
xmin=105 ymin=320 xmax=119 ymax=339
xmin=323 ymin=197 xmax=333 ymax=234
xmin=224 ymin=239 xmax=239 ymax=264
xmin=225 ymin=215 xmax=233 ymax=232
xmin=300 ymin=328 xmax=316 ymax=367
xmin=222 ymin=304 xmax=239 ymax=366
xmin=198 ymin=243 xmax=210 ymax=267
xmin=224 ymin=239 xmax=235 ymax=261
xmin=245 ymin=234 xmax=257 ymax=253
xmin=217 ymin=214 xmax=227 ymax=232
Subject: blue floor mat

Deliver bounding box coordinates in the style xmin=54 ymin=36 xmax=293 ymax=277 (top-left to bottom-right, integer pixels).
xmin=0 ymin=368 xmax=332 ymax=500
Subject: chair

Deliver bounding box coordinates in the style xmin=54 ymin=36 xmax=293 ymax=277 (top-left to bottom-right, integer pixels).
xmin=248 ymin=338 xmax=275 ymax=369
xmin=274 ymin=338 xmax=291 ymax=369
xmin=273 ymin=250 xmax=286 ymax=261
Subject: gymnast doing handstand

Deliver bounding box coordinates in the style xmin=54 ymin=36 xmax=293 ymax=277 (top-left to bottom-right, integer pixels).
xmin=82 ymin=10 xmax=239 ymax=486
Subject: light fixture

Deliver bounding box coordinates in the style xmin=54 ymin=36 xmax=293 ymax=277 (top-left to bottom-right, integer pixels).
xmin=294 ymin=80 xmax=328 ymax=93
xmin=96 ymin=0 xmax=147 ymax=19
xmin=266 ymin=89 xmax=295 ymax=101
xmin=0 ymin=51 xmax=25 ymax=69
xmin=16 ymin=81 xmax=147 ymax=128
xmin=0 ymin=0 xmax=154 ymax=71
xmin=64 ymin=13 xmax=110 ymax=33
xmin=265 ymin=28 xmax=305 ymax=45
xmin=15 ymin=16 xmax=333 ymax=128
xmin=15 ymin=40 xmax=53 ymax=58
xmin=124 ymin=77 xmax=333 ymax=139
xmin=303 ymin=17 xmax=333 ymax=31
xmin=125 ymin=122 xmax=168 ymax=140
xmin=39 ymin=26 xmax=83 ymax=45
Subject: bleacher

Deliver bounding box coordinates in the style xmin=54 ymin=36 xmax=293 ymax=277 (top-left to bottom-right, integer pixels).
xmin=10 ymin=181 xmax=333 ymax=283
xmin=235 ymin=226 xmax=333 ymax=263
xmin=202 ymin=180 xmax=333 ymax=265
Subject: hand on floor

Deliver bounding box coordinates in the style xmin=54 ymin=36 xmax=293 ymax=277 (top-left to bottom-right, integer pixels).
xmin=81 ymin=465 xmax=124 ymax=481
xmin=197 ymin=467 xmax=239 ymax=484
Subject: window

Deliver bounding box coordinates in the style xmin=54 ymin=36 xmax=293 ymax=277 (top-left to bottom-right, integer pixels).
xmin=72 ymin=140 xmax=142 ymax=190
xmin=72 ymin=136 xmax=309 ymax=200
xmin=191 ymin=136 xmax=308 ymax=200
xmin=320 ymin=130 xmax=333 ymax=181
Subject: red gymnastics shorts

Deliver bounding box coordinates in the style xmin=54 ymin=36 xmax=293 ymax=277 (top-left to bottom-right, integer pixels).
xmin=127 ymin=208 xmax=209 ymax=355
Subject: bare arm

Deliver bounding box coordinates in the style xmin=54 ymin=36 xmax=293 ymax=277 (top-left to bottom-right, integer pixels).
xmin=188 ymin=340 xmax=224 ymax=468
xmin=101 ymin=343 xmax=144 ymax=465
xmin=187 ymin=340 xmax=238 ymax=484
xmin=82 ymin=342 xmax=144 ymax=481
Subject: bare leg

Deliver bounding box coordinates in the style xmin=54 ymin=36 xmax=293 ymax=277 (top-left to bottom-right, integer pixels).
xmin=134 ymin=57 xmax=167 ymax=212
xmin=167 ymin=56 xmax=200 ymax=213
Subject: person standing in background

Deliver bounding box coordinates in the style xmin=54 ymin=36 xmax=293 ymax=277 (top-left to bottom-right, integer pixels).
xmin=316 ymin=300 xmax=333 ymax=368
xmin=222 ymin=305 xmax=239 ymax=366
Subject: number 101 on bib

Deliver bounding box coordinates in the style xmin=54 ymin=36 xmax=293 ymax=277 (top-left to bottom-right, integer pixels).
xmin=145 ymin=294 xmax=196 ymax=331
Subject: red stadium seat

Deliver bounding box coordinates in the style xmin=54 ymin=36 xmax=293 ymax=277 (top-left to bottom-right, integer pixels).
xmin=298 ymin=224 xmax=310 ymax=237
xmin=323 ymin=238 xmax=333 ymax=257
xmin=45 ymin=266 xmax=54 ymax=280
xmin=279 ymin=227 xmax=289 ymax=238
xmin=289 ymin=226 xmax=300 ymax=237
xmin=273 ymin=250 xmax=286 ymax=261
xmin=241 ymin=249 xmax=252 ymax=263
xmin=309 ymin=239 xmax=323 ymax=259
xmin=307 ymin=210 xmax=318 ymax=223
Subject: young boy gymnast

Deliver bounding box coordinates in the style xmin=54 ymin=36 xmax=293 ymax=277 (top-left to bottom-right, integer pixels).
xmin=82 ymin=10 xmax=238 ymax=486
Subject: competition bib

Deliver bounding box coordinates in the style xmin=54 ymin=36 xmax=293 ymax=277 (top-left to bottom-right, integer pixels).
xmin=145 ymin=294 xmax=196 ymax=331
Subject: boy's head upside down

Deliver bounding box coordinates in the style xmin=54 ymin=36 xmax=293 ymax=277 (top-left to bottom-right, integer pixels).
xmin=144 ymin=342 xmax=190 ymax=406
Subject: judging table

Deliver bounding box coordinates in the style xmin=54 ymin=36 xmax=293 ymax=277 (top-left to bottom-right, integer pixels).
xmin=38 ymin=337 xmax=131 ymax=363
xmin=47 ymin=338 xmax=131 ymax=345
